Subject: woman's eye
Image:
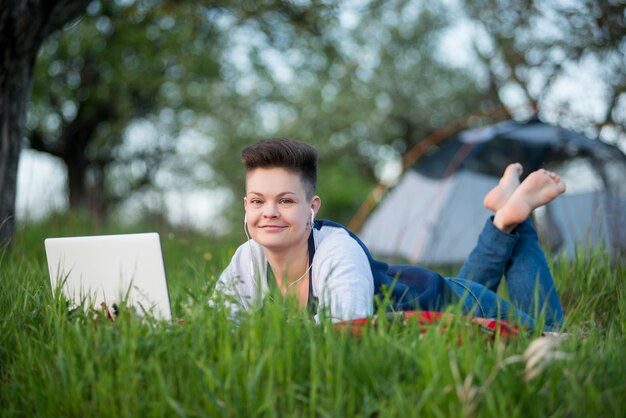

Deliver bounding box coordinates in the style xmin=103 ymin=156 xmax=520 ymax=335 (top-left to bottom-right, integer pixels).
xmin=250 ymin=199 xmax=262 ymax=205
xmin=280 ymin=199 xmax=294 ymax=204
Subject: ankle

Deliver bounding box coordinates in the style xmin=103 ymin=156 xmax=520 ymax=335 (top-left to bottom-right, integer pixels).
xmin=493 ymin=210 xmax=516 ymax=234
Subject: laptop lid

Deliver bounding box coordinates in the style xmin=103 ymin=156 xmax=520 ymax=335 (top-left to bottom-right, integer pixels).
xmin=44 ymin=232 xmax=172 ymax=321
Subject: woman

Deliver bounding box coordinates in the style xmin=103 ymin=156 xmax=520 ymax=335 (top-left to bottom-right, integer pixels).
xmin=213 ymin=138 xmax=565 ymax=330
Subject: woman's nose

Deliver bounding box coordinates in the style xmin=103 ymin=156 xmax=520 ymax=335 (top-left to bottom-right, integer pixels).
xmin=262 ymin=203 xmax=279 ymax=218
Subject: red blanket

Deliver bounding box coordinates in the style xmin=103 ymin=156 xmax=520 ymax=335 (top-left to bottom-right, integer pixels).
xmin=334 ymin=310 xmax=522 ymax=339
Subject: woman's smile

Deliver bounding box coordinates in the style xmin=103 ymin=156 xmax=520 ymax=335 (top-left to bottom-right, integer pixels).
xmin=259 ymin=224 xmax=288 ymax=232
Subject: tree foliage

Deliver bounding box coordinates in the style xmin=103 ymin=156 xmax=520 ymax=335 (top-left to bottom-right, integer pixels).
xmin=23 ymin=0 xmax=622 ymax=233
xmin=462 ymin=0 xmax=626 ymax=142
xmin=205 ymin=0 xmax=498 ymax=225
xmin=27 ymin=0 xmax=336 ymax=223
xmin=27 ymin=0 xmax=493 ymax=229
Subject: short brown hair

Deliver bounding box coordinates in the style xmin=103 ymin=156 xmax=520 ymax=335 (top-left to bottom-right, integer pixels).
xmin=241 ymin=138 xmax=318 ymax=198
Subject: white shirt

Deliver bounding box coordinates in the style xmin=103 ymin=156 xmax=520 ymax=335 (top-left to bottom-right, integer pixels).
xmin=212 ymin=224 xmax=375 ymax=322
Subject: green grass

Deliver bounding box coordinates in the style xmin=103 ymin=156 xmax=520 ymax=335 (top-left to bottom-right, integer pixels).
xmin=1 ymin=220 xmax=625 ymax=417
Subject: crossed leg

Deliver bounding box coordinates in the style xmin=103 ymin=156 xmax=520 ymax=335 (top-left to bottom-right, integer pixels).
xmin=454 ymin=164 xmax=566 ymax=328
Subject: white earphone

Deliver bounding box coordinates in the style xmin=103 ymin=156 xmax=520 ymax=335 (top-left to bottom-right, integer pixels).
xmin=242 ymin=212 xmax=255 ymax=282
xmin=310 ymin=208 xmax=315 ymax=226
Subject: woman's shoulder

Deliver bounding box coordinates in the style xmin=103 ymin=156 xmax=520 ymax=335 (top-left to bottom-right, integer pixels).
xmin=311 ymin=221 xmax=375 ymax=291
xmin=314 ymin=221 xmax=366 ymax=257
xmin=221 ymin=239 xmax=265 ymax=276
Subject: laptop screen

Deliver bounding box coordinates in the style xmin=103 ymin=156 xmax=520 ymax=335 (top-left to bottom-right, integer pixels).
xmin=44 ymin=232 xmax=172 ymax=321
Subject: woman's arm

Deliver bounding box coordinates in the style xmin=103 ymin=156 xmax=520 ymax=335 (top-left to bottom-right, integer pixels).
xmin=210 ymin=243 xmax=265 ymax=319
xmin=312 ymin=231 xmax=374 ymax=322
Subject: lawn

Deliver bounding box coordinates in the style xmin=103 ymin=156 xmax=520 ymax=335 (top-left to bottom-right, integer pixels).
xmin=1 ymin=218 xmax=624 ymax=417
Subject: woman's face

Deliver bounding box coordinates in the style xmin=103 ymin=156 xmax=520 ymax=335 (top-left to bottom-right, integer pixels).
xmin=244 ymin=167 xmax=320 ymax=253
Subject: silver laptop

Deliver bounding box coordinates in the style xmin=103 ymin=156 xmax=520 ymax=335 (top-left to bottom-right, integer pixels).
xmin=44 ymin=232 xmax=172 ymax=321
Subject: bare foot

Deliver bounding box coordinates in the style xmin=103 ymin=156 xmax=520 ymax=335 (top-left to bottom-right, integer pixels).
xmin=483 ymin=163 xmax=523 ymax=212
xmin=493 ymin=169 xmax=566 ymax=233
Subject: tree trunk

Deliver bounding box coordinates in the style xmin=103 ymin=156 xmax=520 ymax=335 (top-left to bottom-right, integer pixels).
xmin=65 ymin=151 xmax=89 ymax=212
xmin=58 ymin=99 xmax=114 ymax=223
xmin=0 ymin=9 xmax=42 ymax=247
xmin=0 ymin=0 xmax=89 ymax=248
xmin=0 ymin=68 xmax=28 ymax=247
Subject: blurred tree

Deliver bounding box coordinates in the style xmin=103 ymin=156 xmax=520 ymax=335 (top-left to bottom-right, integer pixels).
xmin=27 ymin=0 xmax=336 ymax=224
xmin=462 ymin=0 xmax=626 ymax=142
xmin=22 ymin=0 xmax=509 ymax=233
xmin=0 ymin=0 xmax=90 ymax=247
xmin=207 ymin=0 xmax=501 ymax=225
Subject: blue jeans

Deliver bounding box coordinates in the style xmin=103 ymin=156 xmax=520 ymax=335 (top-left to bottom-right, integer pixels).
xmin=447 ymin=217 xmax=564 ymax=330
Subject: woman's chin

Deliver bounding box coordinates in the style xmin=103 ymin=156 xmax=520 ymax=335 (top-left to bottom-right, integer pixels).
xmin=254 ymin=234 xmax=304 ymax=253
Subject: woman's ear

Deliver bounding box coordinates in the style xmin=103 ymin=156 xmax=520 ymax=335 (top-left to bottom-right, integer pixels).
xmin=310 ymin=195 xmax=321 ymax=217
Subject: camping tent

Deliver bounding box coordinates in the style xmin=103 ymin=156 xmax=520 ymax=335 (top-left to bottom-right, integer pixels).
xmin=358 ymin=118 xmax=626 ymax=264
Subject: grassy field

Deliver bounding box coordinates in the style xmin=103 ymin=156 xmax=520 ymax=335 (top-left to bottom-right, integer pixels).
xmin=1 ymin=218 xmax=625 ymax=417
